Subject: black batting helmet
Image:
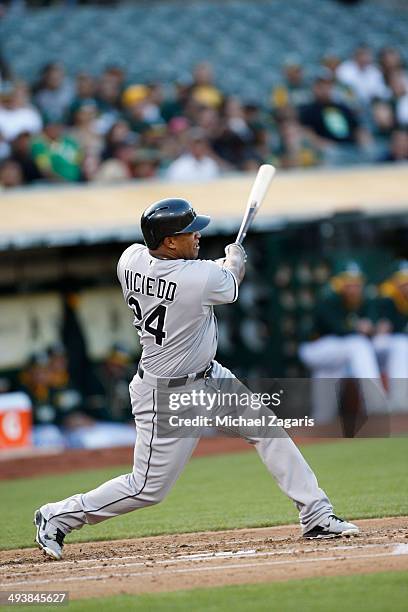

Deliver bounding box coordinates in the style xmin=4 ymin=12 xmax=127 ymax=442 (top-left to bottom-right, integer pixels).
xmin=141 ymin=198 xmax=210 ymax=249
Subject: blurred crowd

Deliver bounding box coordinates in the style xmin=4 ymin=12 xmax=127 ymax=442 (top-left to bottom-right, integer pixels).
xmin=1 ymin=44 xmax=408 ymax=189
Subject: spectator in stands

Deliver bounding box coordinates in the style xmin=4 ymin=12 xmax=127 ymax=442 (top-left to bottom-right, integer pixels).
xmin=68 ymin=72 xmax=97 ymax=121
xmin=388 ymin=70 xmax=408 ymax=128
xmin=299 ymin=261 xmax=385 ymax=423
xmin=161 ymin=116 xmax=191 ymax=163
xmin=299 ymin=71 xmax=372 ymax=165
xmin=189 ymin=62 xmax=223 ymax=109
xmin=0 ymin=157 xmax=23 ymax=188
xmin=336 ymin=45 xmax=388 ymax=104
xmin=1 ymin=45 xmax=407 ymax=187
xmin=67 ymin=99 xmax=104 ymax=180
xmin=132 ymin=149 xmax=161 ymax=179
xmin=243 ymin=102 xmax=266 ymax=132
xmin=103 ymin=65 xmax=125 ymax=92
xmin=31 ymin=121 xmax=82 ymax=182
xmin=371 ymin=99 xmax=395 ymax=141
xmin=131 ymin=125 xmax=165 ymax=178
xmin=9 ymin=131 xmax=43 ymax=184
xmin=160 ymin=77 xmax=192 ymax=122
xmin=321 ymin=55 xmax=342 ymax=78
xmin=275 ymin=118 xmax=321 ymax=168
xmin=372 ymin=261 xmax=408 ymax=412
xmin=92 ymin=134 xmax=136 ymax=182
xmin=223 ymin=96 xmax=254 ymax=142
xmin=247 ymin=127 xmax=273 ymax=170
xmin=381 ymin=129 xmax=408 ymax=162
xmin=165 ymin=128 xmax=221 ymax=181
xmin=242 ymin=102 xmax=273 ymax=167
xmin=122 ymin=84 xmax=154 ymax=134
xmin=212 ymin=96 xmax=259 ymax=169
xmin=139 ymin=123 xmax=167 ymax=157
xmin=33 ymin=62 xmax=75 ymax=123
xmin=142 ymin=83 xmax=165 ymax=124
xmin=378 ymin=47 xmax=407 ymax=86
xmin=101 ymin=119 xmax=134 ymax=160
xmin=272 ymin=58 xmax=311 ymax=109
xmin=68 ymin=99 xmax=103 ymax=158
xmin=193 ymin=104 xmax=220 ymax=141
xmin=94 ymin=70 xmax=122 ymax=133
xmin=320 ymin=55 xmax=357 ymax=107
xmin=212 ymin=125 xmax=248 ymax=170
xmin=0 ymin=82 xmax=42 ymax=142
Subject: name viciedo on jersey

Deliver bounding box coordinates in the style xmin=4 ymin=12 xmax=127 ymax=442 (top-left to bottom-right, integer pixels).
xmin=117 ymin=243 xmax=238 ymax=376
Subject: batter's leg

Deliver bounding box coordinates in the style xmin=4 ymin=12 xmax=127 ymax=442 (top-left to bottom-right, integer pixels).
xmin=209 ymin=360 xmax=333 ymax=532
xmin=253 ymin=436 xmax=332 ymax=532
xmin=39 ymin=382 xmax=198 ymax=534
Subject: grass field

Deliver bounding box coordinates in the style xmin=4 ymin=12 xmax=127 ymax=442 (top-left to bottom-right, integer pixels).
xmin=2 ymin=572 xmax=407 ymax=612
xmin=2 ymin=438 xmax=408 ymax=550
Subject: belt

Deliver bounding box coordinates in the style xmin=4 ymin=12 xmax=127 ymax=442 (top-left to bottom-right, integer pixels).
xmin=137 ymin=362 xmax=213 ymax=387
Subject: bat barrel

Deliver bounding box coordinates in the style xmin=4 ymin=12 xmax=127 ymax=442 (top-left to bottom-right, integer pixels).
xmin=234 ymin=164 xmax=276 ymax=247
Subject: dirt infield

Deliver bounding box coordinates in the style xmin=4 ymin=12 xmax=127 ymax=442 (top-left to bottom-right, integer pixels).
xmin=1 ymin=517 xmax=407 ymax=600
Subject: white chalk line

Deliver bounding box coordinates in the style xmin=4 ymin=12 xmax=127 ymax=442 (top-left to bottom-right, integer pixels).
xmin=0 ymin=533 xmax=396 ymax=573
xmin=1 ymin=542 xmax=390 ymax=579
xmin=1 ymin=544 xmax=407 ymax=589
xmin=0 ymin=533 xmax=397 ymax=573
xmin=394 ymin=543 xmax=408 ymax=555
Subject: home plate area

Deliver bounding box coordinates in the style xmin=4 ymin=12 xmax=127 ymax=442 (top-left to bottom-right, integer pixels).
xmin=1 ymin=517 xmax=407 ymax=600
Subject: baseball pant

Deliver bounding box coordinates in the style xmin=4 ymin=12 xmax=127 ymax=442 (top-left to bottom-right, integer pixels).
xmin=299 ymin=334 xmax=388 ymax=423
xmin=41 ymin=360 xmax=333 ymax=535
xmin=373 ymin=333 xmax=408 ymax=412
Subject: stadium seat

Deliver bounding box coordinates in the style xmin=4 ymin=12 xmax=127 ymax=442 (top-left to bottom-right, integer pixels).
xmin=0 ymin=0 xmax=407 ymax=104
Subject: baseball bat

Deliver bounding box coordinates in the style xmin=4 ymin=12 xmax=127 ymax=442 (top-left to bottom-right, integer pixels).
xmin=235 ymin=164 xmax=276 ymax=245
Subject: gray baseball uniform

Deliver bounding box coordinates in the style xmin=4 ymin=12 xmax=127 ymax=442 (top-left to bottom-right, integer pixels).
xmin=118 ymin=243 xmax=238 ymax=376
xmin=40 ymin=244 xmax=333 ymax=535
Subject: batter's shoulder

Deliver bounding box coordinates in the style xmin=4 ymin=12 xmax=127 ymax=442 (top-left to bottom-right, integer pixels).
xmin=185 ymin=258 xmax=226 ymax=279
xmin=192 ymin=258 xmax=222 ymax=270
xmin=117 ymin=243 xmax=146 ymax=276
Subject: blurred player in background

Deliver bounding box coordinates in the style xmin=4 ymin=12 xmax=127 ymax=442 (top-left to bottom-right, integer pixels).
xmin=373 ymin=261 xmax=408 ymax=412
xmin=299 ymin=262 xmax=386 ymax=423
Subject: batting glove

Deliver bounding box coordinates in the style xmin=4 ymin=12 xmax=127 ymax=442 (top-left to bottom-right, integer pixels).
xmin=225 ymin=242 xmax=247 ymax=262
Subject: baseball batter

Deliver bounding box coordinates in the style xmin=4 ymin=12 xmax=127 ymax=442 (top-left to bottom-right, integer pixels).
xmin=34 ymin=198 xmax=358 ymax=560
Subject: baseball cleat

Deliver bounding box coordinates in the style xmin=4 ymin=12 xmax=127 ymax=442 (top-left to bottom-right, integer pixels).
xmin=303 ymin=514 xmax=359 ymax=539
xmin=34 ymin=509 xmax=65 ymax=560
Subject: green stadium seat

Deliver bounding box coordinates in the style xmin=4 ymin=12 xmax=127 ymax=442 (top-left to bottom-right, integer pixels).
xmin=0 ymin=0 xmax=407 ymax=104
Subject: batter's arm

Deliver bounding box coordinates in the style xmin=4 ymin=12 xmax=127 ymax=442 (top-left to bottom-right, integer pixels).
xmin=222 ymin=243 xmax=246 ymax=285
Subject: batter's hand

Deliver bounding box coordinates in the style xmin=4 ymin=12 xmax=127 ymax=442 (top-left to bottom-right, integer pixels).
xmin=225 ymin=242 xmax=247 ymax=262
xmin=224 ymin=242 xmax=246 ymax=285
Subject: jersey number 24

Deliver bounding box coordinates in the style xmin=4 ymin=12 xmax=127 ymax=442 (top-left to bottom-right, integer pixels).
xmin=128 ymin=296 xmax=167 ymax=346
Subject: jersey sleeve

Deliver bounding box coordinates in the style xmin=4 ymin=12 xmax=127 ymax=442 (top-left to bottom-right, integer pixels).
xmin=201 ymin=261 xmax=238 ymax=306
xmin=117 ymin=243 xmax=145 ymax=285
